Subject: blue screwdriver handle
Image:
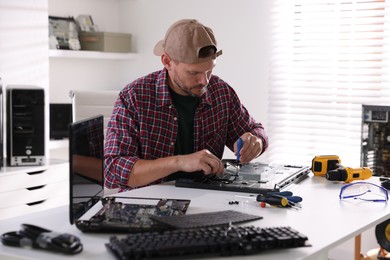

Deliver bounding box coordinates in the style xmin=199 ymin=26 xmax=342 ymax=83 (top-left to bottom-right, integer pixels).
xmin=258 ymin=193 xmax=303 ymax=204
xmin=236 ymin=138 xmax=243 ymax=162
xmin=267 ymin=191 xmax=302 ymax=203
xmin=285 ymin=196 xmax=303 ymax=203
xmin=267 ymin=191 xmax=293 ymax=197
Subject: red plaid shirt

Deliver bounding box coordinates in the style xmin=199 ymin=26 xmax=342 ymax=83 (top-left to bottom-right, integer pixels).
xmin=104 ymin=68 xmax=268 ymax=191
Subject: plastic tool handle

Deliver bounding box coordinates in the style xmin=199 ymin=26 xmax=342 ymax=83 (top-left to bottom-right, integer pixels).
xmin=285 ymin=196 xmax=303 ymax=203
xmin=267 ymin=191 xmax=293 ymax=197
xmin=257 ymin=196 xmax=288 ymax=207
xmin=236 ymin=138 xmax=244 ymax=162
xmin=265 ymin=192 xmax=302 ymax=203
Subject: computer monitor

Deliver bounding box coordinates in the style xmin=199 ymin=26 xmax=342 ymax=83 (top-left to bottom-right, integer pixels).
xmin=50 ymin=103 xmax=72 ymax=140
xmin=68 ymin=114 xmax=104 ymax=224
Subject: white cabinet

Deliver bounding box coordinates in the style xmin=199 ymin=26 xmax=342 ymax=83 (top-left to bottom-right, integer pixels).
xmin=0 ymin=159 xmax=69 ymax=220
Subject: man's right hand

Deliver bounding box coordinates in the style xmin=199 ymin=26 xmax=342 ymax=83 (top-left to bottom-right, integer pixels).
xmin=129 ymin=149 xmax=223 ymax=188
xmin=177 ymin=149 xmax=224 ymax=175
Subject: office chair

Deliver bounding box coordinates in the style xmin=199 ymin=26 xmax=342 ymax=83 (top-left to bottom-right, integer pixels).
xmin=69 ymin=89 xmax=119 ymax=195
xmin=69 ymin=89 xmax=118 ymax=137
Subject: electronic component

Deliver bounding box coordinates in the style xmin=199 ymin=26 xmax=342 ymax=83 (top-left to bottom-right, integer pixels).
xmin=361 ymin=105 xmax=390 ymax=176
xmin=177 ymin=160 xmax=311 ymax=194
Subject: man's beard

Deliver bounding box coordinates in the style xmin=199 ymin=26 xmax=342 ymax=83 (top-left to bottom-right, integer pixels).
xmin=173 ymin=80 xmax=206 ymax=97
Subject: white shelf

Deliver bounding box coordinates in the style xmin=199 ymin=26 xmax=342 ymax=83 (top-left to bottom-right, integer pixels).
xmin=49 ymin=49 xmax=138 ymax=60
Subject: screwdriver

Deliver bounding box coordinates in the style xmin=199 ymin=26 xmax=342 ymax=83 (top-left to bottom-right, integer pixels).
xmin=235 ymin=138 xmax=244 ymax=176
xmin=257 ymin=195 xmax=289 ymax=207
xmin=263 ymin=191 xmax=303 ymax=204
xmin=256 ymin=191 xmax=303 ymax=208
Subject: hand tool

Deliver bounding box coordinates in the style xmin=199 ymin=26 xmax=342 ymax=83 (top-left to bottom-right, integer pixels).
xmin=312 ymin=155 xmax=372 ymax=183
xmin=262 ymin=191 xmax=303 ymax=203
xmin=311 ymin=155 xmax=341 ymax=176
xmin=257 ymin=195 xmax=289 ymax=207
xmin=326 ymin=167 xmax=372 ymax=183
xmin=236 ymin=138 xmax=243 ymax=163
xmin=256 ymin=191 xmax=303 ymax=208
xmin=235 ymin=138 xmax=243 ymax=176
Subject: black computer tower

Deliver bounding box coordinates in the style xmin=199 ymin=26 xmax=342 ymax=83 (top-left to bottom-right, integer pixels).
xmin=6 ymin=87 xmax=45 ymax=166
xmin=361 ymin=105 xmax=390 ymax=176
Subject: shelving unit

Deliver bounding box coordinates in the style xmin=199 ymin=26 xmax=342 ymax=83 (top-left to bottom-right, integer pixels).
xmin=48 ymin=0 xmax=139 ymax=161
xmin=0 ymin=159 xmax=69 ymax=220
xmin=49 ymin=49 xmax=138 ymax=60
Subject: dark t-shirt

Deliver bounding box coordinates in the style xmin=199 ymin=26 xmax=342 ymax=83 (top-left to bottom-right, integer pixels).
xmin=166 ymin=88 xmax=203 ymax=180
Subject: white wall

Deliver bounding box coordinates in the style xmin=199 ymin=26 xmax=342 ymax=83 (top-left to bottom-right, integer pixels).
xmin=3 ymin=1 xmax=379 ymax=257
xmin=121 ymin=0 xmax=272 ymax=159
xmin=117 ymin=0 xmax=272 ymax=131
xmin=0 ymin=0 xmax=49 ymax=158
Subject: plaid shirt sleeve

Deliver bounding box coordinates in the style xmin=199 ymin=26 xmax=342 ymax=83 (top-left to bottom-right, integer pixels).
xmin=104 ymin=69 xmax=268 ymax=192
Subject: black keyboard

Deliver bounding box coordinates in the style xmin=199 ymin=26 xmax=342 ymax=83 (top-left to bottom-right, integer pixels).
xmin=150 ymin=210 xmax=263 ymax=229
xmin=106 ymin=225 xmax=310 ymax=259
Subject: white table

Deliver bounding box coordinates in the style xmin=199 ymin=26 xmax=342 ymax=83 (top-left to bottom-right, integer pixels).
xmin=0 ymin=175 xmax=389 ymax=260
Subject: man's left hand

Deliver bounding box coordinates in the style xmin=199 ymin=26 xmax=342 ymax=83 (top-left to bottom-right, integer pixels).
xmin=234 ymin=133 xmax=263 ymax=164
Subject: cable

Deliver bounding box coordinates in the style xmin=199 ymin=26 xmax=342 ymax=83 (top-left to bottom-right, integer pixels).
xmin=1 ymin=224 xmax=83 ymax=255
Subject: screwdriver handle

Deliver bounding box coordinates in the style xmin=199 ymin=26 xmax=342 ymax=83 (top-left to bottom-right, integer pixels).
xmin=267 ymin=191 xmax=293 ymax=197
xmin=285 ymin=196 xmax=303 ymax=203
xmin=236 ymin=138 xmax=244 ymax=162
xmin=257 ymin=195 xmax=288 ymax=207
xmin=265 ymin=191 xmax=302 ymax=203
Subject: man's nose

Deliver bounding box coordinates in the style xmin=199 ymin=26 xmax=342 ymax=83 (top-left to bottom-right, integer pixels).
xmin=198 ymin=72 xmax=211 ymax=85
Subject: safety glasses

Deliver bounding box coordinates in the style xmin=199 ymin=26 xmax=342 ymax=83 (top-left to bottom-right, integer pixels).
xmin=339 ymin=181 xmax=388 ymax=203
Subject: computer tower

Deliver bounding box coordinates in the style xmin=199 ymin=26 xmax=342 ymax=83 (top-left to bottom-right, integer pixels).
xmin=361 ymin=105 xmax=390 ymax=176
xmin=6 ymin=87 xmax=45 ymax=166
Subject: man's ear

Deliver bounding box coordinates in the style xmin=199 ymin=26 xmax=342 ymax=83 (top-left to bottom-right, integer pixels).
xmin=161 ymin=53 xmax=172 ymax=70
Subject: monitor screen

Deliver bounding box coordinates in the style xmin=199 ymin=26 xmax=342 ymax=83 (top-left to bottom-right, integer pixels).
xmin=50 ymin=103 xmax=72 ymax=140
xmin=68 ymin=114 xmax=104 ymax=224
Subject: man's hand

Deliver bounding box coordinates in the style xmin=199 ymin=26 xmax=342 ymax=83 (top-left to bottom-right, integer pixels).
xmin=177 ymin=149 xmax=224 ymax=175
xmin=235 ymin=133 xmax=264 ymax=164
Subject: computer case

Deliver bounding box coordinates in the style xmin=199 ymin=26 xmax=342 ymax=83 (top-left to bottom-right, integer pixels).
xmin=6 ymin=86 xmax=45 ymax=166
xmin=361 ymin=105 xmax=390 ymax=176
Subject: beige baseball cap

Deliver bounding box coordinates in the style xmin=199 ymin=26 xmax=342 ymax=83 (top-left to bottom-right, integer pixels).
xmin=153 ymin=19 xmax=222 ymax=64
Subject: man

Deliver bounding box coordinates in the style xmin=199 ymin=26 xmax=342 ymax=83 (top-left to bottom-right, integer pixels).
xmin=104 ymin=19 xmax=268 ymax=191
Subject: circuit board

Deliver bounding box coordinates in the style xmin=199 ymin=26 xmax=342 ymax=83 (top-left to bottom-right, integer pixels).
xmin=75 ymin=197 xmax=191 ymax=233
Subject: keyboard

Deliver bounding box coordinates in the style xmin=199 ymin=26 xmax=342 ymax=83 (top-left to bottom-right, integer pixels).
xmin=150 ymin=210 xmax=263 ymax=229
xmin=106 ymin=225 xmax=310 ymax=259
